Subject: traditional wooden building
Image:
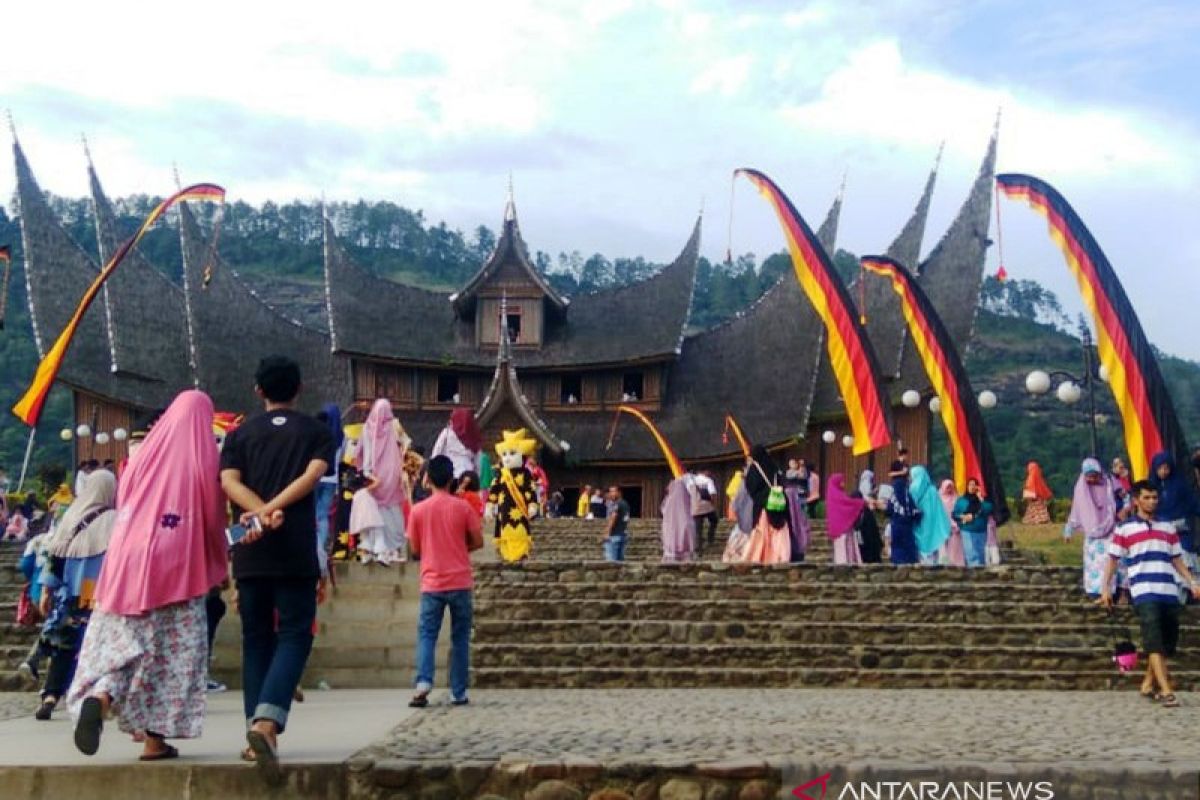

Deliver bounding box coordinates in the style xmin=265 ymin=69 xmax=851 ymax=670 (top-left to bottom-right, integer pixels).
xmin=11 ymin=129 xmax=996 ymax=514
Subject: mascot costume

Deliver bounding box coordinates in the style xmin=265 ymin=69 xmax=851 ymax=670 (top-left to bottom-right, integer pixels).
xmin=486 ymin=428 xmax=539 ymax=563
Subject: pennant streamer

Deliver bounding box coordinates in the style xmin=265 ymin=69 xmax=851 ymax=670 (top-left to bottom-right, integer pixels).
xmin=734 ymin=168 xmax=892 ymax=455
xmin=996 ymin=173 xmax=1186 ymax=479
xmin=0 ymin=245 xmax=11 ymax=331
xmin=722 ymin=414 xmax=752 ymax=460
xmin=606 ymin=405 xmax=685 ymax=479
xmin=861 ymin=256 xmax=1010 ymax=523
xmin=11 ymin=184 xmax=226 ymax=426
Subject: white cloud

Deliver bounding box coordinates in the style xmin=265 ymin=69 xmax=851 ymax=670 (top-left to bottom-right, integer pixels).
xmin=690 ymin=54 xmax=753 ymax=97
xmin=780 ymin=40 xmax=1196 ymax=184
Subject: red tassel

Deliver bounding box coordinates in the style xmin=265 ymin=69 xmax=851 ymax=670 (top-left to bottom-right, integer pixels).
xmin=996 ymin=265 xmax=1008 ymax=283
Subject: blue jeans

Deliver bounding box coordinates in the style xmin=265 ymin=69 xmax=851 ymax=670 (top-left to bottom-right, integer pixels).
xmin=314 ymin=482 xmax=336 ymax=575
xmin=238 ymin=576 xmax=316 ymax=733
xmin=962 ymin=529 xmax=987 ymax=567
xmin=604 ymin=534 xmax=627 ymax=562
xmin=415 ymin=590 xmax=473 ymax=701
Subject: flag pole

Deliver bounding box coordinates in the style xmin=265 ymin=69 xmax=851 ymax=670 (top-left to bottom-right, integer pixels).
xmin=16 ymin=426 xmax=36 ymax=494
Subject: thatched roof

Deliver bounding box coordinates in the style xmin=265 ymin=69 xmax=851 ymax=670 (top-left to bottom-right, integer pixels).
xmin=323 ymin=212 xmax=702 ymax=369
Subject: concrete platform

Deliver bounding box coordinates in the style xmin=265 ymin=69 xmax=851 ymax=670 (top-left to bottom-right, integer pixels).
xmin=0 ymin=690 xmax=414 ymax=799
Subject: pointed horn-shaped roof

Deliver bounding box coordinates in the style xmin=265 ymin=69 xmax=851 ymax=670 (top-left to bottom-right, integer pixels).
xmin=86 ymin=156 xmax=192 ymax=390
xmin=12 ymin=136 xmax=125 ymax=401
xmin=857 ymin=147 xmax=942 ymax=379
xmin=474 ymin=294 xmax=570 ymax=455
xmin=895 ymin=128 xmax=999 ymax=390
xmin=451 ymin=192 xmax=567 ymax=317
xmin=178 ymin=201 xmax=342 ymax=411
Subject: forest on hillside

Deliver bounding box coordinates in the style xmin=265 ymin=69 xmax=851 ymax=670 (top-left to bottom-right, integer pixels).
xmin=1 ymin=195 xmax=1197 ymax=498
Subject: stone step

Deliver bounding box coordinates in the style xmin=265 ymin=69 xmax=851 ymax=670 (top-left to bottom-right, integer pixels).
xmin=472 ymin=598 xmax=1147 ymax=626
xmin=472 ymin=665 xmax=1200 ymax=691
xmin=474 ymin=562 xmax=1080 ymax=585
xmin=472 ymin=641 xmax=1177 ymax=671
xmin=476 ymin=579 xmax=1080 ymax=601
xmin=474 ymin=618 xmax=1168 ymax=648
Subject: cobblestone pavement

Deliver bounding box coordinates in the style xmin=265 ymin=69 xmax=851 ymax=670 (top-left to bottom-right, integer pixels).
xmin=358 ymin=688 xmax=1200 ymax=768
xmin=0 ymin=692 xmax=38 ymax=723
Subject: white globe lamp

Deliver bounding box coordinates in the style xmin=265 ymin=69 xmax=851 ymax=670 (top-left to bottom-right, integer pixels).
xmin=928 ymin=396 xmax=942 ymax=414
xmin=1056 ymin=381 xmax=1082 ymax=405
xmin=842 ymin=435 xmax=854 ymax=448
xmin=901 ymin=390 xmax=921 ymax=408
xmin=113 ymin=428 xmax=128 ymax=442
xmin=75 ymin=424 xmax=92 ymax=439
xmin=822 ymin=430 xmax=836 ymax=444
xmin=1098 ymin=364 xmax=1110 ymax=383
xmin=978 ymin=390 xmax=998 ymax=409
xmin=95 ymin=432 xmax=111 ymax=445
xmin=1025 ymin=370 xmax=1051 ymax=395
xmin=60 ymin=428 xmax=74 ymax=441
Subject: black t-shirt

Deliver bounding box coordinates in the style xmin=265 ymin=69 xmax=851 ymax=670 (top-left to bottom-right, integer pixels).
xmin=221 ymin=409 xmax=335 ymax=580
xmin=608 ymin=498 xmax=631 ymax=537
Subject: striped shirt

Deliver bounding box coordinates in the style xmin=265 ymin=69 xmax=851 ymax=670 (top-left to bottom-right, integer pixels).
xmin=1108 ymin=517 xmax=1185 ymax=605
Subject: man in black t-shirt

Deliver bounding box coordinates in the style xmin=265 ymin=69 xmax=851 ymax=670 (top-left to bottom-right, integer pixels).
xmin=220 ymin=356 xmax=333 ymax=786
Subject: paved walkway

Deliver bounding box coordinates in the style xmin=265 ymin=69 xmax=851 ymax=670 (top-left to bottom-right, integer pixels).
xmin=358 ymin=687 xmax=1200 ymax=768
xmin=0 ymin=689 xmax=413 ymax=766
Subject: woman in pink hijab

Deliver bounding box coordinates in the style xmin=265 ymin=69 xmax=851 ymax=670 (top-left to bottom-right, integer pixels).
xmin=825 ymin=474 xmax=864 ymax=565
xmin=355 ymin=399 xmax=408 ymax=565
xmin=67 ymin=390 xmax=227 ymax=761
xmin=938 ymin=480 xmax=967 ymax=567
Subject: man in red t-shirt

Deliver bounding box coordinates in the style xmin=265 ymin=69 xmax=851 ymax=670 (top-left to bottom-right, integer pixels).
xmin=406 ymin=455 xmax=483 ymax=707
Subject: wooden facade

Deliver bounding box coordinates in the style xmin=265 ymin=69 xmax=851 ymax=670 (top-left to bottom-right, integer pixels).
xmin=72 ymin=390 xmax=135 ymax=465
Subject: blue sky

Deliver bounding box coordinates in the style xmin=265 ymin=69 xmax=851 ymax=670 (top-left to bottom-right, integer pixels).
xmin=3 ymin=0 xmax=1198 ymax=359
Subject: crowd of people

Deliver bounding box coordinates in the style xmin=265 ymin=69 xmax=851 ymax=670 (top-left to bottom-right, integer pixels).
xmin=0 ymin=356 xmax=494 ymax=782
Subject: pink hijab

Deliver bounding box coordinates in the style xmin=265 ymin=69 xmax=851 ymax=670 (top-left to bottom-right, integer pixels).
xmin=358 ymin=398 xmax=406 ymax=508
xmin=94 ymin=390 xmax=227 ymax=616
xmin=1069 ymin=458 xmax=1117 ymax=539
xmin=825 ymin=473 xmax=865 ymax=540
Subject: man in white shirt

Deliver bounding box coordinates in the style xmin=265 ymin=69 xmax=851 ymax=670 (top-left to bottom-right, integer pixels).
xmin=689 ymin=469 xmax=719 ymax=552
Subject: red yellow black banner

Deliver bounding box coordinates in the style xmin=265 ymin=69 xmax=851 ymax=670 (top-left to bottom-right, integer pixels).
xmin=735 ymin=169 xmax=892 ymax=455
xmin=12 ymin=184 xmax=225 ymax=426
xmin=996 ymin=174 xmax=1186 ymax=479
xmin=723 ymin=414 xmax=752 ymax=460
xmin=862 ymin=256 xmax=1009 ymax=522
xmin=606 ymin=405 xmax=685 ymax=479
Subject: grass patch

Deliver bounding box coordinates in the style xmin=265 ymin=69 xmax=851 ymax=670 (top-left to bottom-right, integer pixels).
xmin=1006 ymin=522 xmax=1082 ymax=567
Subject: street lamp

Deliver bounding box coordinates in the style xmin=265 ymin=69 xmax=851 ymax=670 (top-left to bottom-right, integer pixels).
xmin=928 ymin=396 xmax=942 ymax=414
xmin=819 ymin=429 xmax=835 ymax=492
xmin=1024 ymin=319 xmax=1100 ymax=456
xmin=978 ymin=390 xmax=998 ymax=409
xmin=901 ymin=390 xmax=921 ymax=409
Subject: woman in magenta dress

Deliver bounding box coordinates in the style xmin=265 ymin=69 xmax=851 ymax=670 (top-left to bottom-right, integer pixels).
xmin=825 ymin=474 xmax=864 ymax=565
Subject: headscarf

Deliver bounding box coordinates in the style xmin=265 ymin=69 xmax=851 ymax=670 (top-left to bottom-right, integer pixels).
xmin=858 ymin=470 xmax=876 ymax=500
xmin=94 ymin=390 xmax=227 ymax=616
xmin=1149 ymin=451 xmax=1200 ymax=522
xmin=1068 ymin=458 xmax=1117 ymax=539
xmin=358 ymin=399 xmax=407 ymax=508
xmin=745 ymin=444 xmax=786 ymax=525
xmin=450 ymin=407 xmax=483 ymax=454
xmin=910 ymin=465 xmax=951 ymax=555
xmin=46 ymin=470 xmax=117 ymax=557
xmin=1023 ymin=461 xmax=1053 ymax=500
xmin=939 ymin=480 xmax=959 ymax=519
xmin=660 ymin=477 xmax=697 ymax=562
xmin=825 ymin=473 xmax=866 ymax=540
xmin=320 ymin=403 xmax=344 ymax=450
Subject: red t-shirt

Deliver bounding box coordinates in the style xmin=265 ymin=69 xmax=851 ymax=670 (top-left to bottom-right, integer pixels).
xmin=407 ymin=491 xmax=481 ymax=593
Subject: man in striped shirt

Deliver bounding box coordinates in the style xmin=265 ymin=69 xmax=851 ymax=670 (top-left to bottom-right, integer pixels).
xmin=1102 ymin=480 xmax=1200 ymax=707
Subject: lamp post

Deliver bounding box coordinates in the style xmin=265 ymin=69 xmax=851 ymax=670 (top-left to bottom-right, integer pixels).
xmin=819 ymin=429 xmax=835 ymax=496
xmin=1025 ymin=320 xmax=1100 ymax=457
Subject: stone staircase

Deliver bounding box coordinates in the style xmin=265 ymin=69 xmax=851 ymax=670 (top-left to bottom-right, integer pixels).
xmin=0 ymin=544 xmax=38 ymax=691
xmin=472 ymin=519 xmax=1198 ymax=690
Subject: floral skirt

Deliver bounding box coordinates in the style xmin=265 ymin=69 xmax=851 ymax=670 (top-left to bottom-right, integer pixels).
xmin=1082 ymin=536 xmax=1127 ymax=596
xmin=66 ymin=597 xmax=207 ymax=739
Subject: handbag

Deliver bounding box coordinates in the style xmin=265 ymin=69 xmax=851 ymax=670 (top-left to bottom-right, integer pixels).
xmin=751 ymin=460 xmax=787 ymax=513
xmin=16 ymin=584 xmax=39 ymax=627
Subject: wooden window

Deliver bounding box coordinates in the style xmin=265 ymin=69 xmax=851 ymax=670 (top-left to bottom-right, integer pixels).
xmin=437 ymin=374 xmax=461 ymax=403
xmin=621 ymin=371 xmax=644 ymax=402
xmin=560 ymin=374 xmax=582 ymax=405
xmin=506 ymin=310 xmax=523 ymax=343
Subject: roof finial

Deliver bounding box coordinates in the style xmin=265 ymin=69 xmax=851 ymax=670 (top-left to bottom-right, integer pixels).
xmin=504 ymin=172 xmax=516 ymax=222
xmin=837 ymin=170 xmax=848 ymax=203
xmin=172 ymin=161 xmax=182 ymax=191
xmin=81 ymin=133 xmax=94 ymax=168
xmin=698 ymin=195 xmax=705 ymax=218
xmin=993 ymin=106 xmax=1003 ymax=136
xmin=934 ymin=140 xmax=945 ymax=171
xmin=6 ymin=109 xmax=16 ymax=141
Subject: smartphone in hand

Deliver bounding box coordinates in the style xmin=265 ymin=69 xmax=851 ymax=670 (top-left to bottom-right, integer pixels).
xmin=225 ymin=515 xmax=263 ymax=547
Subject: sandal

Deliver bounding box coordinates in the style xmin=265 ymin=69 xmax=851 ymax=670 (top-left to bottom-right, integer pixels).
xmin=74 ymin=697 xmax=104 ymax=756
xmin=246 ymin=729 xmax=283 ymax=787
xmin=407 ymin=693 xmax=429 ymax=708
xmin=240 ymin=746 xmax=257 ymax=762
xmin=139 ymin=744 xmax=179 ymax=761
xmin=1160 ymin=693 xmax=1181 ymax=708
xmin=34 ymin=699 xmax=56 ymax=721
